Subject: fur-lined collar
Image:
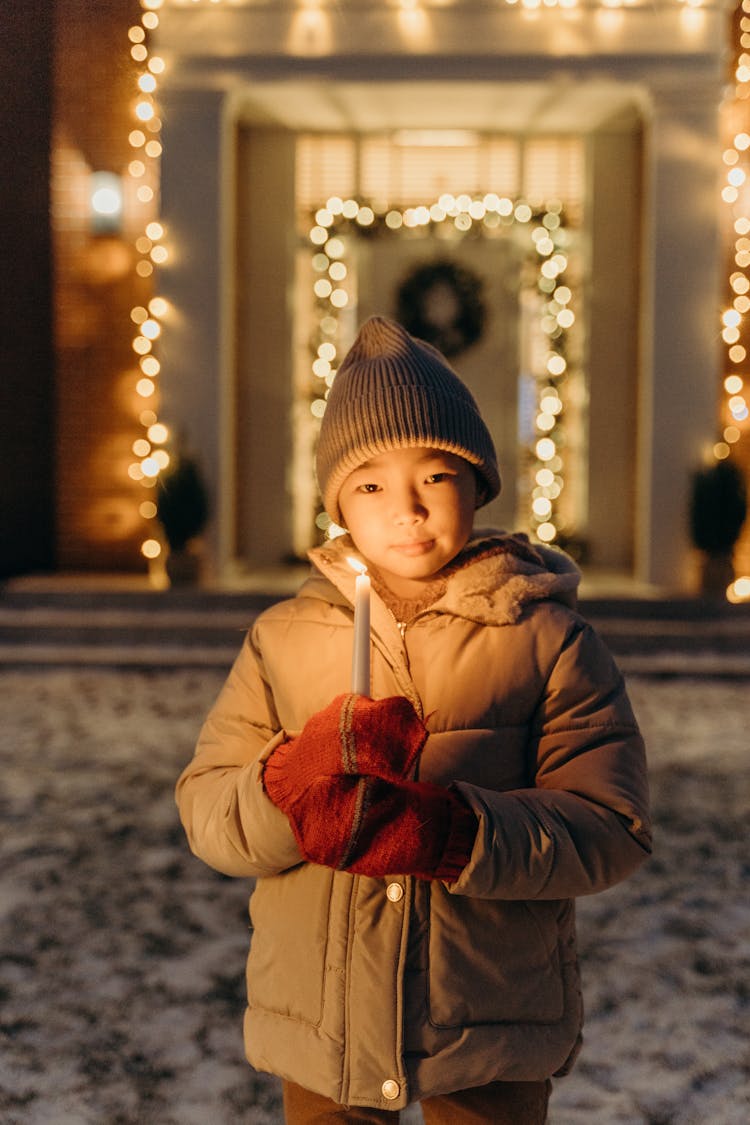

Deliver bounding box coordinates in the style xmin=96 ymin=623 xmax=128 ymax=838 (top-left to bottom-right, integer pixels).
xmin=304 ymin=530 xmax=580 ymax=627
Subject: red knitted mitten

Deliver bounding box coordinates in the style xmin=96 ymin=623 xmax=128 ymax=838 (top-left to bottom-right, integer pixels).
xmin=263 ymin=693 xmax=427 ymax=812
xmin=280 ymin=774 xmax=477 ymax=882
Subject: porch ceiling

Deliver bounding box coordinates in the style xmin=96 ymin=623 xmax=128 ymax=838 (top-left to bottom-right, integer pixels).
xmin=233 ymin=79 xmax=643 ymax=135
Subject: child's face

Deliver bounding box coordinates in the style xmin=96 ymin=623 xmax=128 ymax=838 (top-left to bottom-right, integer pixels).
xmin=338 ymin=446 xmax=477 ymax=598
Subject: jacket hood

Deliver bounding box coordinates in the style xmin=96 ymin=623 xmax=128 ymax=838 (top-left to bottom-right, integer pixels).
xmin=304 ymin=529 xmax=580 ymax=627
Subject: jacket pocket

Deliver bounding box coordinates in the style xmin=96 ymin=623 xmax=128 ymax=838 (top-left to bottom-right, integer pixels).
xmin=427 ymin=889 xmax=565 ymax=1027
xmin=246 ymin=864 xmax=333 ymax=1027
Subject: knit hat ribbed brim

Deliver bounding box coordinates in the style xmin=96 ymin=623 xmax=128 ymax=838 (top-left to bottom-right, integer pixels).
xmin=316 ymin=316 xmax=501 ymax=524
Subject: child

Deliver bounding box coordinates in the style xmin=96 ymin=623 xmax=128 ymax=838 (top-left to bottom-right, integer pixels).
xmin=176 ymin=316 xmax=651 ymax=1124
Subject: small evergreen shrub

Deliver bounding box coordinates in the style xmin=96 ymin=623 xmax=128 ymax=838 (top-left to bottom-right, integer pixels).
xmin=156 ymin=456 xmax=209 ymax=552
xmin=689 ymin=460 xmax=747 ymax=555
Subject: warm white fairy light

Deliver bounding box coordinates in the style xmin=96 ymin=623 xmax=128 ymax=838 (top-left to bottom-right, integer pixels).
xmin=306 ymin=193 xmax=578 ymax=544
xmin=122 ymin=0 xmax=173 ymax=565
xmin=142 ymin=538 xmax=162 ymax=559
xmin=717 ymin=0 xmax=750 ymax=599
xmin=148 ymin=0 xmax=705 ymax=7
xmin=127 ymin=0 xmax=711 ymax=567
xmin=728 ymin=573 xmax=750 ymax=601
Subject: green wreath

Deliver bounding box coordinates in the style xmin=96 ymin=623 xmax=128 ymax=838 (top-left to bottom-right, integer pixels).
xmin=395 ymin=258 xmax=486 ymax=358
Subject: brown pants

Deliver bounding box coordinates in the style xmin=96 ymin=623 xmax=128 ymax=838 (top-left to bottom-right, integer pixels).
xmin=283 ymin=1078 xmax=551 ymax=1124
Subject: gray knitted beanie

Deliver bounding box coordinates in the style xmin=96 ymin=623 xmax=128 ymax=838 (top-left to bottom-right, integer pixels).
xmin=316 ymin=316 xmax=501 ymax=524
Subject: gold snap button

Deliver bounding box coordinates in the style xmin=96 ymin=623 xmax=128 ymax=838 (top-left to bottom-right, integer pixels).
xmin=381 ymin=1079 xmax=400 ymax=1101
xmin=386 ymin=882 xmax=404 ymax=903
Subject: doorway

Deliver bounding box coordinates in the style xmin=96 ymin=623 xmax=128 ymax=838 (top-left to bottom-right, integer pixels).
xmin=231 ymin=86 xmax=642 ymax=573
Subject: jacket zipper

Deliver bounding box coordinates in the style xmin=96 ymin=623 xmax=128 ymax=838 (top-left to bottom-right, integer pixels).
xmin=370 ymin=610 xmax=420 ymax=712
xmin=395 ymin=620 xmax=412 ymax=680
xmin=392 ymin=619 xmax=426 ymax=741
xmin=340 ymin=874 xmax=358 ymax=1106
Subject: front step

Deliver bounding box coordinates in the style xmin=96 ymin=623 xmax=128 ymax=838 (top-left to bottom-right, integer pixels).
xmin=1 ymin=588 xmax=749 ymax=672
xmin=0 ymin=588 xmax=277 ymax=667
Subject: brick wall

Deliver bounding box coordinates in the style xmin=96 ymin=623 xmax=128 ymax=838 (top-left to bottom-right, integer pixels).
xmin=52 ymin=0 xmax=152 ymax=571
xmin=0 ymin=4 xmax=55 ymax=578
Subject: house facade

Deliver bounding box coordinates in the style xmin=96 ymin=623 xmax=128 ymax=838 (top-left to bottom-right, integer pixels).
xmin=10 ymin=2 xmax=746 ymax=591
xmin=150 ymin=0 xmax=733 ymax=592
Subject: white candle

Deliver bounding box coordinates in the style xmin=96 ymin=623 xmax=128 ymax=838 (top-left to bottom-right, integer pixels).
xmin=347 ymin=557 xmax=371 ymax=696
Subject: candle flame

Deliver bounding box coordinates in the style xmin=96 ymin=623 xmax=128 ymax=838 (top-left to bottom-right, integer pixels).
xmin=346 ymin=556 xmax=368 ymax=575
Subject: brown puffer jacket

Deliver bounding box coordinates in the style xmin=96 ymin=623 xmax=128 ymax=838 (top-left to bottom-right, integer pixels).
xmin=175 ymin=532 xmax=651 ymax=1111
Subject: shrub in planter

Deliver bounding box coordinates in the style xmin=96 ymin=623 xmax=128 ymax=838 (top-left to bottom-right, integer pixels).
xmin=156 ymin=455 xmax=209 ymax=585
xmin=689 ymin=459 xmax=747 ymax=595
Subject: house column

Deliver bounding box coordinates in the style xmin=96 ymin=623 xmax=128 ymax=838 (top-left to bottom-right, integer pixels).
xmin=157 ymin=87 xmax=235 ymax=575
xmin=636 ymin=81 xmax=723 ymax=590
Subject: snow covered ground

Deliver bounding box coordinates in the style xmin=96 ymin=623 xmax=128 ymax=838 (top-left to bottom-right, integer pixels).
xmin=0 ymin=666 xmax=748 ymax=1124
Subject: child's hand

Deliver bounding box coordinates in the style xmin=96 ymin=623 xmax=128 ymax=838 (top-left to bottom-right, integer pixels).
xmin=273 ymin=773 xmax=476 ymax=883
xmin=263 ymin=694 xmax=427 ymax=812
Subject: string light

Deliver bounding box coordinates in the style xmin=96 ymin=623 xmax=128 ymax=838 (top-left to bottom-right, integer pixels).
xmin=123 ymin=0 xmax=715 ymax=571
xmin=140 ymin=0 xmax=705 ymax=7
xmin=718 ymin=0 xmax=750 ymax=599
xmin=124 ymin=0 xmax=171 ymax=566
xmin=306 ymin=194 xmax=579 ymax=545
